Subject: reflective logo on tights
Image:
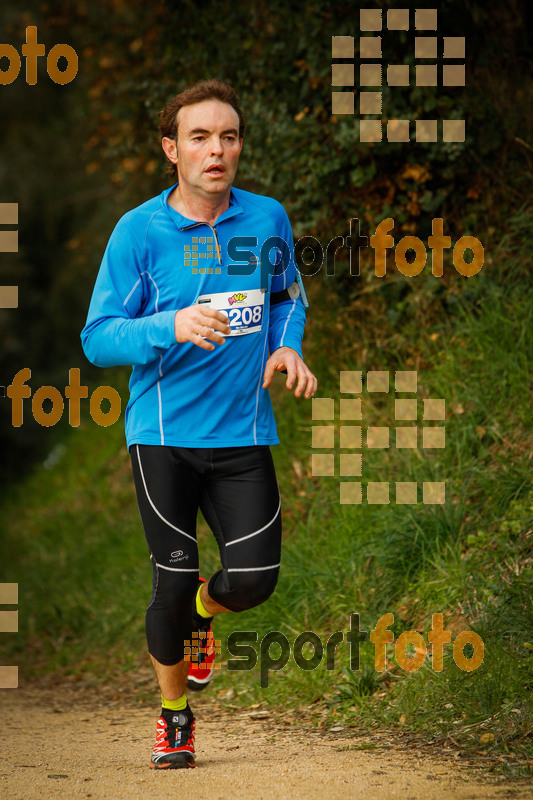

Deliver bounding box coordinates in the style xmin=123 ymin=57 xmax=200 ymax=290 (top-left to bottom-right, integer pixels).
xmin=170 ymin=550 xmax=189 ymax=563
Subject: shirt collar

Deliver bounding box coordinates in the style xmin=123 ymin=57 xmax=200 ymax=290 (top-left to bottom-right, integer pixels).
xmin=161 ymin=181 xmax=243 ymax=229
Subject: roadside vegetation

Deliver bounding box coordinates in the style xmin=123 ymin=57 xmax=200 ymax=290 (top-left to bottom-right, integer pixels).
xmin=1 ymin=207 xmax=531 ymax=777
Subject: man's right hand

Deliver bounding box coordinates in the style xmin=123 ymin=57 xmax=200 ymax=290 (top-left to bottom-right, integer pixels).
xmin=174 ymin=305 xmax=231 ymax=351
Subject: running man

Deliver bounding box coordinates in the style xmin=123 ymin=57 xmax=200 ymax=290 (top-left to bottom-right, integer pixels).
xmin=81 ymin=78 xmax=316 ymax=769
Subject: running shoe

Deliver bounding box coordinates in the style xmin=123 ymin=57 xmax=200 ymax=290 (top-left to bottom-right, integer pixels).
xmin=187 ymin=577 xmax=216 ymax=692
xmin=150 ymin=706 xmax=196 ymax=769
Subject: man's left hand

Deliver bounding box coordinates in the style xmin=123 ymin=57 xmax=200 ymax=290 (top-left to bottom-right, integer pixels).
xmin=262 ymin=347 xmax=317 ymax=398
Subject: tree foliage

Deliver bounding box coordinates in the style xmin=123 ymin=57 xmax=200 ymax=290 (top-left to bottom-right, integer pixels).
xmin=0 ymin=0 xmax=531 ymax=482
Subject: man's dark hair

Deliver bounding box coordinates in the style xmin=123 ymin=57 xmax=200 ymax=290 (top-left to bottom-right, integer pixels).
xmin=158 ymin=78 xmax=246 ymax=176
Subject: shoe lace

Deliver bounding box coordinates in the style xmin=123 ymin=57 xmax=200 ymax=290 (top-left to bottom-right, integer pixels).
xmin=175 ymin=719 xmax=195 ymax=747
xmin=156 ymin=716 xmax=195 ymax=749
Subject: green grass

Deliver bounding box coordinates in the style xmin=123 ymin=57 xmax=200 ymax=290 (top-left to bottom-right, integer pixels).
xmin=1 ymin=209 xmax=532 ymax=776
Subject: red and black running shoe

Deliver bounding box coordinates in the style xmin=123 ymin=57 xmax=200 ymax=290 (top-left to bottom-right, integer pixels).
xmin=187 ymin=577 xmax=216 ymax=692
xmin=150 ymin=705 xmax=196 ymax=769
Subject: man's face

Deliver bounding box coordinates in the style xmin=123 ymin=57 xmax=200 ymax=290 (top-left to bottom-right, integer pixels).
xmin=168 ymin=99 xmax=243 ymax=198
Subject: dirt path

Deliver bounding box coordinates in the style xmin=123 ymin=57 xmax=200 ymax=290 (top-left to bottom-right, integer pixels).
xmin=0 ymin=673 xmax=531 ymax=800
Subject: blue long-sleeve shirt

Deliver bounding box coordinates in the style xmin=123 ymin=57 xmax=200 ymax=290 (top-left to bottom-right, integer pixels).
xmin=81 ymin=183 xmax=306 ymax=448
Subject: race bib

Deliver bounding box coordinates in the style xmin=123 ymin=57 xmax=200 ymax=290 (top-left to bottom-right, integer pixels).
xmin=197 ymin=289 xmax=264 ymax=336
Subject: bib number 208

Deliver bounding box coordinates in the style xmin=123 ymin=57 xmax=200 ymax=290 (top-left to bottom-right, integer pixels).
xmin=228 ymin=305 xmax=262 ymax=326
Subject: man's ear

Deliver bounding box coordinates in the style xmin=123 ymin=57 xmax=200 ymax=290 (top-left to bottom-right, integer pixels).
xmin=161 ymin=136 xmax=178 ymax=165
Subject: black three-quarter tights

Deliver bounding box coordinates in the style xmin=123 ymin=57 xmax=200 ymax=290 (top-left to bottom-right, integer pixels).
xmin=129 ymin=444 xmax=282 ymax=665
